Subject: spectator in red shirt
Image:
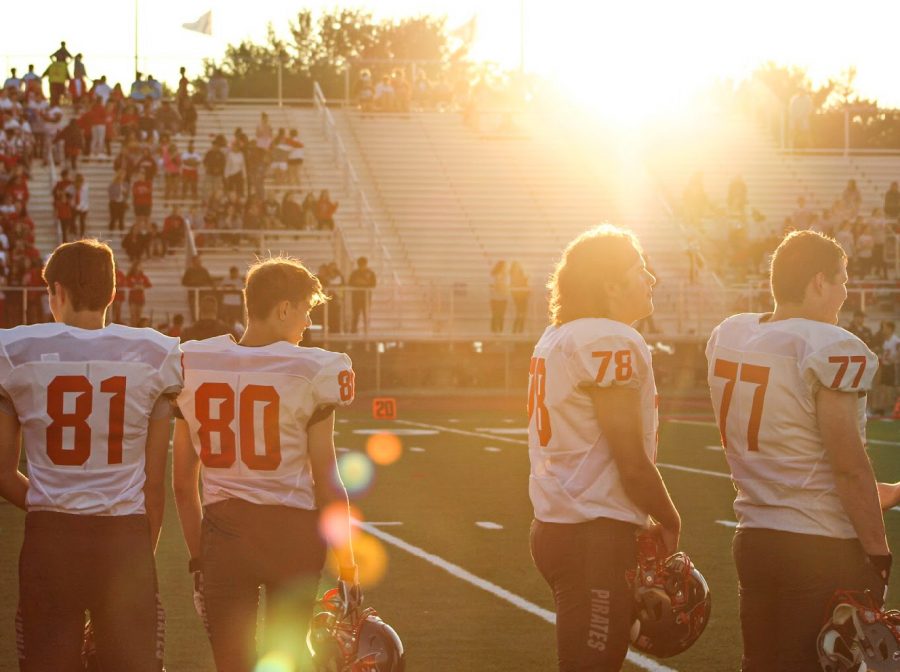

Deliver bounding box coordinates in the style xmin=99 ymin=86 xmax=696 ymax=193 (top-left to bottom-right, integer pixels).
xmin=88 ymin=98 xmax=107 ymax=157
xmin=56 ymin=191 xmax=75 ymax=242
xmin=58 ymin=118 xmax=84 ymax=170
xmin=132 ymin=170 xmax=153 ymax=227
xmin=125 ymin=260 xmax=152 ymax=326
xmin=315 ymin=190 xmax=338 ymax=230
xmin=20 ymin=257 xmax=44 ymax=324
xmin=7 ymin=167 xmax=29 ymax=210
xmin=162 ymin=141 xmax=181 ymax=200
xmin=163 ymin=205 xmax=185 ymax=248
xmin=112 ymin=266 xmax=127 ymax=323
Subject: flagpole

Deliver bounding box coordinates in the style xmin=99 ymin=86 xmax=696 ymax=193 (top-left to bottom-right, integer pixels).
xmin=519 ymin=0 xmax=525 ymax=74
xmin=134 ymin=0 xmax=140 ymax=78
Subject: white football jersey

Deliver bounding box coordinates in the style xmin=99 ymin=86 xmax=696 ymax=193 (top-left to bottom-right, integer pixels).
xmin=528 ymin=319 xmax=658 ymax=526
xmin=177 ymin=336 xmax=354 ymax=509
xmin=706 ymin=313 xmax=878 ymax=539
xmin=0 ymin=324 xmax=183 ymax=515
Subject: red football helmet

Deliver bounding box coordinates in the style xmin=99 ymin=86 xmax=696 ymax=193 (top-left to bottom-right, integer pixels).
xmin=627 ymin=533 xmax=711 ymax=658
xmin=818 ymin=590 xmax=900 ymax=672
xmin=308 ymin=588 xmax=405 ymax=672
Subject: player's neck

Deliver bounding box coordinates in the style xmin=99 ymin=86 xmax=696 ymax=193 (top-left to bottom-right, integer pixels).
xmin=239 ymin=325 xmax=289 ymax=348
xmin=59 ymin=311 xmax=106 ymax=330
xmin=771 ymin=303 xmax=828 ymax=323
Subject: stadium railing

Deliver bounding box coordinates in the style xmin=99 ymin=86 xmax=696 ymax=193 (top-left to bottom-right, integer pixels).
xmin=312 ymin=81 xmax=405 ymax=323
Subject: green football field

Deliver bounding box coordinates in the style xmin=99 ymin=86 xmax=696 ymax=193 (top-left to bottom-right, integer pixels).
xmin=0 ymin=408 xmax=897 ymax=672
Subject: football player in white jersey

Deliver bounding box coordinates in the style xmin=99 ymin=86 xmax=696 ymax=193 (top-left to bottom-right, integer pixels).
xmin=706 ymin=230 xmax=892 ymax=671
xmin=527 ymin=225 xmax=681 ymax=671
xmin=0 ymin=240 xmax=182 ymax=671
xmin=172 ymin=257 xmax=358 ymax=672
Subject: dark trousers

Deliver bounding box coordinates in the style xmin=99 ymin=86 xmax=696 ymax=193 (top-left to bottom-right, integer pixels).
xmin=490 ymin=299 xmax=507 ymax=333
xmin=351 ymin=293 xmax=369 ymax=333
xmin=18 ymin=512 xmax=162 ymax=672
xmin=109 ymin=201 xmax=126 ymax=230
xmin=201 ymin=499 xmax=326 ymax=672
xmin=75 ymin=211 xmax=87 ymax=238
xmin=733 ymin=527 xmax=886 ymax=672
xmin=530 ymin=517 xmax=638 ymax=672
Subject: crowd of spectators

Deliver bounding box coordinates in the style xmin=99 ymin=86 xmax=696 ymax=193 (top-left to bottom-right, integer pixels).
xmin=0 ymin=91 xmax=46 ymax=326
xmin=846 ymin=310 xmax=899 ymax=416
xmin=354 ymin=68 xmax=458 ymax=113
xmin=683 ymin=173 xmax=900 ymax=284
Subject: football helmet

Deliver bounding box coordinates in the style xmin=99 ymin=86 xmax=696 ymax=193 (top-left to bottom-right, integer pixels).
xmin=627 ymin=533 xmax=711 ymax=658
xmin=308 ymin=587 xmax=405 ymax=672
xmin=818 ymin=591 xmax=900 ymax=672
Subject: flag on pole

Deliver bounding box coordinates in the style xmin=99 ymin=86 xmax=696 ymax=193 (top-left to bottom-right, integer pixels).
xmin=183 ymin=10 xmax=212 ymax=35
xmin=450 ymin=15 xmax=477 ymax=44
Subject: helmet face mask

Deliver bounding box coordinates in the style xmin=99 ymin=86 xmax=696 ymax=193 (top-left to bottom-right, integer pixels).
xmin=818 ymin=591 xmax=900 ymax=672
xmin=627 ymin=535 xmax=712 ymax=659
xmin=308 ymin=589 xmax=405 ymax=672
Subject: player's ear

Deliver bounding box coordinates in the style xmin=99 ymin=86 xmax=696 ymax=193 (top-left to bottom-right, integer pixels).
xmin=277 ymin=299 xmax=291 ymax=321
xmin=51 ymin=281 xmax=66 ymax=305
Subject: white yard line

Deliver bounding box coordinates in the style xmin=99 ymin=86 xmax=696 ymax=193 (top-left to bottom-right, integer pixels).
xmin=395 ymin=422 xmax=899 ymax=513
xmin=666 ymin=419 xmax=717 ymax=427
xmin=395 ymin=420 xmax=529 ymax=445
xmin=657 ymin=463 xmax=731 ymax=479
xmin=475 ymin=521 xmax=504 ymax=530
xmin=667 ymin=420 xmax=899 ymax=448
xmin=715 ymin=520 xmax=738 ymax=529
xmin=355 ymin=521 xmax=677 ymax=672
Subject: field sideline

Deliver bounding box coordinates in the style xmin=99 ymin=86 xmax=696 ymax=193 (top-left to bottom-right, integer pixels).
xmin=0 ymin=409 xmax=897 ymax=671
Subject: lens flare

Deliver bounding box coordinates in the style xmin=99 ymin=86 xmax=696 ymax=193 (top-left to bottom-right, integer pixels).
xmin=319 ymin=502 xmax=363 ymax=547
xmin=254 ymin=652 xmax=294 ymax=672
xmin=338 ymin=453 xmax=375 ymax=495
xmin=327 ymin=532 xmax=388 ymax=589
xmin=365 ymin=432 xmax=403 ymax=466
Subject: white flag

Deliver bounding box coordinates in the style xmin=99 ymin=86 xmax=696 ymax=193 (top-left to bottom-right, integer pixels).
xmin=450 ymin=16 xmax=477 ymax=44
xmin=183 ymin=10 xmax=212 ymax=35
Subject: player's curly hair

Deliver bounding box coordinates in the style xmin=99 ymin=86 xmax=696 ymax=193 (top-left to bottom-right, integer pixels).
xmin=244 ymin=255 xmax=328 ymax=320
xmin=547 ymin=225 xmax=643 ymax=325
xmin=770 ymin=230 xmax=846 ymax=304
xmin=42 ymin=239 xmax=115 ymax=312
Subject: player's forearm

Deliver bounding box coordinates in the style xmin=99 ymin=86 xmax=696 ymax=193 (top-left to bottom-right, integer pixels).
xmin=835 ymin=466 xmax=890 ymax=556
xmin=877 ymin=482 xmax=900 ymax=511
xmin=316 ymin=482 xmax=356 ymax=572
xmin=620 ymin=462 xmax=681 ymax=532
xmin=144 ymin=488 xmax=164 ymax=552
xmin=0 ymin=471 xmax=28 ymax=510
xmin=173 ymin=485 xmax=203 ymax=560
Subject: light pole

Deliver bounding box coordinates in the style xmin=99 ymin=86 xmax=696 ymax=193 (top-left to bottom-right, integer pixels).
xmin=519 ymin=0 xmax=525 ymax=74
xmin=134 ymin=0 xmax=139 ymax=78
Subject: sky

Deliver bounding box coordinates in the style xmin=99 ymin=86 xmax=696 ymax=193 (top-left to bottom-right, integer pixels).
xmin=6 ymin=1 xmax=900 ymax=109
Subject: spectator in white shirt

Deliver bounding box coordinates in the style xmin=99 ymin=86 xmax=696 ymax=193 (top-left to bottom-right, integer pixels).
xmin=3 ymin=69 xmax=21 ymax=95
xmin=93 ymin=75 xmax=112 ymax=104
xmin=73 ymin=173 xmax=90 ymax=238
xmin=224 ymin=143 xmax=246 ymax=197
xmin=374 ymin=76 xmax=395 ymax=111
xmin=181 ymin=141 xmax=201 ymax=199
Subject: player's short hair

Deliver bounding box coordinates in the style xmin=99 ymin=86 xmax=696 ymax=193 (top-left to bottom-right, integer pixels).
xmin=548 ymin=224 xmax=643 ymax=325
xmin=244 ymin=256 xmax=327 ymax=320
xmin=770 ymin=230 xmax=846 ymax=304
xmin=42 ymin=239 xmax=115 ymax=312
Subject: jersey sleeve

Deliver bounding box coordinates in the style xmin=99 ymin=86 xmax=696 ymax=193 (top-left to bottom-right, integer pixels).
xmin=311 ymin=352 xmax=355 ymax=408
xmin=157 ymin=340 xmax=184 ymax=398
xmin=802 ymin=337 xmax=879 ymax=393
xmin=0 ymin=340 xmax=12 ymax=391
xmin=565 ymin=333 xmax=644 ymax=390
